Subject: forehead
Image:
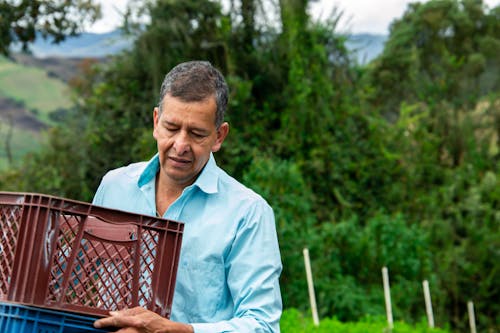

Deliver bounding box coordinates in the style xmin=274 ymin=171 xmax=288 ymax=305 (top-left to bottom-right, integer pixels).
xmin=160 ymin=94 xmax=217 ymax=125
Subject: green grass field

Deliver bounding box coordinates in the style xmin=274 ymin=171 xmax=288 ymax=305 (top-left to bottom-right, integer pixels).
xmin=281 ymin=309 xmax=451 ymax=333
xmin=0 ymin=56 xmax=73 ymax=125
xmin=0 ymin=127 xmax=44 ymax=170
xmin=0 ymin=55 xmax=72 ymax=170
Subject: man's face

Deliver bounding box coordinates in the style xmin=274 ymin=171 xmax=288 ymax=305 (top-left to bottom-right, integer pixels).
xmin=153 ymin=94 xmax=228 ymax=187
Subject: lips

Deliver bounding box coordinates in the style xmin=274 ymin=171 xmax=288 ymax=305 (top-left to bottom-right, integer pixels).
xmin=168 ymin=156 xmax=192 ymax=167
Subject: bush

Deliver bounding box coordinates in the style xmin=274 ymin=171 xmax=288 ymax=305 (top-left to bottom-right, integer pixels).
xmin=307 ymin=213 xmax=434 ymax=323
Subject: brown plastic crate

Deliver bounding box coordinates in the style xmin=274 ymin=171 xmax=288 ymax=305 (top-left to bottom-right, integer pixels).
xmin=0 ymin=192 xmax=183 ymax=318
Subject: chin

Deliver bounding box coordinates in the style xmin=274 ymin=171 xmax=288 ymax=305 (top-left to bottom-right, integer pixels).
xmin=166 ymin=170 xmax=193 ymax=182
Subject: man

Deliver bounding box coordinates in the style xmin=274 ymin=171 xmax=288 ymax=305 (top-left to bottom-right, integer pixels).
xmin=92 ymin=61 xmax=282 ymax=333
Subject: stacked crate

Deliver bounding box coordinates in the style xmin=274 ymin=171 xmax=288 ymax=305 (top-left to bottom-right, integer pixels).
xmin=0 ymin=192 xmax=184 ymax=333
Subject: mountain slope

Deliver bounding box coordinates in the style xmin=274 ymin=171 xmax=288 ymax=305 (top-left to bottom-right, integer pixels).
xmin=13 ymin=30 xmax=134 ymax=58
xmin=14 ymin=30 xmax=386 ymax=63
xmin=0 ymin=56 xmax=74 ymax=170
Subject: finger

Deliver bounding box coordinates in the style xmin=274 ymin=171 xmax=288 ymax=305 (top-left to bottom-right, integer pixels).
xmin=94 ymin=314 xmax=137 ymax=328
xmin=113 ymin=306 xmax=148 ymax=316
xmin=114 ymin=313 xmax=146 ymax=327
xmin=94 ymin=316 xmax=118 ymax=328
xmin=94 ymin=307 xmax=146 ymax=328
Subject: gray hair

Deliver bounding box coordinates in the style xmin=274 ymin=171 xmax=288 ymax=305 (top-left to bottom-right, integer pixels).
xmin=158 ymin=61 xmax=228 ymax=128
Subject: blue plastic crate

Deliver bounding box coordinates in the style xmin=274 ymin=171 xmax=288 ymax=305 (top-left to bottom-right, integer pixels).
xmin=0 ymin=302 xmax=110 ymax=333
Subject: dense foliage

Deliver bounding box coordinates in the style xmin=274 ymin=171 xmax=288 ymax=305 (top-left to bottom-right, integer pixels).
xmin=1 ymin=0 xmax=498 ymax=331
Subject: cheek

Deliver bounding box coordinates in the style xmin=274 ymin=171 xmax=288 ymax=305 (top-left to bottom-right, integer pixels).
xmin=156 ymin=136 xmax=173 ymax=151
xmin=190 ymin=144 xmax=209 ymax=159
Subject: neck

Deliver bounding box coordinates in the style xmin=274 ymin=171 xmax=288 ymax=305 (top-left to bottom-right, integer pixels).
xmin=155 ymin=174 xmax=184 ymax=217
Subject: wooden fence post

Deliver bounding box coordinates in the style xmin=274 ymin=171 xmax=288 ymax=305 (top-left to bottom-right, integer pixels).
xmin=468 ymin=301 xmax=477 ymax=333
xmin=422 ymin=280 xmax=435 ymax=328
xmin=382 ymin=266 xmax=394 ymax=330
xmin=303 ymin=248 xmax=320 ymax=326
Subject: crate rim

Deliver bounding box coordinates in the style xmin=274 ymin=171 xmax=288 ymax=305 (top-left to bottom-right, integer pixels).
xmin=0 ymin=300 xmax=106 ymax=318
xmin=0 ymin=191 xmax=184 ymax=232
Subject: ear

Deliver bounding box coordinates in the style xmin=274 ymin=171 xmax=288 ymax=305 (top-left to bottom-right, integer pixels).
xmin=153 ymin=107 xmax=160 ymax=140
xmin=211 ymin=122 xmax=229 ymax=152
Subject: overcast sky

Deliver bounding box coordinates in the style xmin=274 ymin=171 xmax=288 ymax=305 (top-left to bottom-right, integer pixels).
xmin=88 ymin=0 xmax=500 ymax=35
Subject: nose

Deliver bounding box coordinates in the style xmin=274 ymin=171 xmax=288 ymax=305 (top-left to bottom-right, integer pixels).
xmin=173 ymin=130 xmax=191 ymax=155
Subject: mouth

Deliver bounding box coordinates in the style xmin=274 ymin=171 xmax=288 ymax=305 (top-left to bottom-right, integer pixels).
xmin=168 ymin=156 xmax=192 ymax=166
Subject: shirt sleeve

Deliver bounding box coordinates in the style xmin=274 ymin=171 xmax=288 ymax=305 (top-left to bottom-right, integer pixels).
xmin=92 ymin=178 xmax=106 ymax=205
xmin=191 ymin=200 xmax=283 ymax=333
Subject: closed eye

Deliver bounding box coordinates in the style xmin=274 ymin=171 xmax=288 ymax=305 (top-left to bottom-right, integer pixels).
xmin=192 ymin=132 xmax=207 ymax=138
xmin=164 ymin=124 xmax=179 ymax=132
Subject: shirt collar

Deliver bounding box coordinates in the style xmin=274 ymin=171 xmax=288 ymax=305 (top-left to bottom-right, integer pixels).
xmin=137 ymin=153 xmax=219 ymax=194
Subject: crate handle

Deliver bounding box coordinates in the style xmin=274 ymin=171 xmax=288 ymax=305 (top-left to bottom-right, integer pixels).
xmin=83 ymin=216 xmax=138 ymax=242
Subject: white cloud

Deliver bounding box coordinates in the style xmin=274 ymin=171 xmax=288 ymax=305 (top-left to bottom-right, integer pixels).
xmin=87 ymin=0 xmax=130 ymax=33
xmin=88 ymin=0 xmax=500 ymax=34
xmin=311 ymin=0 xmax=500 ymax=34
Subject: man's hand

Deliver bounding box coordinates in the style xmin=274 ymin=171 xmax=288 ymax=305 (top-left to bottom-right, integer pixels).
xmin=93 ymin=307 xmax=194 ymax=333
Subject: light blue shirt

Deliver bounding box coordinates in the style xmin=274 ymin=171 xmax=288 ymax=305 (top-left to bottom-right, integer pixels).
xmin=93 ymin=153 xmax=282 ymax=333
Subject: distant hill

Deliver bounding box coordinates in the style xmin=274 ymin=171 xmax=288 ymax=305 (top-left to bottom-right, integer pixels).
xmin=11 ymin=53 xmax=92 ymax=83
xmin=12 ymin=30 xmax=135 ymax=59
xmin=345 ymin=33 xmax=387 ymax=64
xmin=12 ymin=30 xmax=386 ymax=64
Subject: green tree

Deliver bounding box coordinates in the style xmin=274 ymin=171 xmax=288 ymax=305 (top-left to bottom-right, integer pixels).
xmin=0 ymin=0 xmax=101 ymax=55
xmin=364 ymin=6 xmax=500 ymax=327
xmin=365 ymin=0 xmax=499 ymax=166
